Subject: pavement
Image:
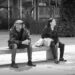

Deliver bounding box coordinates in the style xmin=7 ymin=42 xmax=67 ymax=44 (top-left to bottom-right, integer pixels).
xmin=0 ymin=31 xmax=75 ymax=75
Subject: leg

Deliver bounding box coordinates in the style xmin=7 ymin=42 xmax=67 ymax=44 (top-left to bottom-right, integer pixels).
xmin=50 ymin=41 xmax=57 ymax=59
xmin=27 ymin=44 xmax=32 ymax=62
xmin=26 ymin=44 xmax=36 ymax=66
xmin=20 ymin=43 xmax=36 ymax=66
xmin=19 ymin=43 xmax=32 ymax=62
xmin=9 ymin=44 xmax=18 ymax=68
xmin=50 ymin=41 xmax=59 ymax=64
xmin=59 ymin=42 xmax=67 ymax=62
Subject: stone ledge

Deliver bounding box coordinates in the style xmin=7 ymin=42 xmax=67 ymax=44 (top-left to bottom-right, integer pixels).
xmin=0 ymin=46 xmax=49 ymax=54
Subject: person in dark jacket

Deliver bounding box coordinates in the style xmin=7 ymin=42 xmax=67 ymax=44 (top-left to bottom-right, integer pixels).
xmin=8 ymin=20 xmax=35 ymax=68
xmin=41 ymin=18 xmax=67 ymax=63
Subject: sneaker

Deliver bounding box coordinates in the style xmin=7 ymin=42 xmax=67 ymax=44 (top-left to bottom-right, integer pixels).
xmin=11 ymin=63 xmax=18 ymax=68
xmin=27 ymin=61 xmax=36 ymax=67
xmin=59 ymin=58 xmax=67 ymax=62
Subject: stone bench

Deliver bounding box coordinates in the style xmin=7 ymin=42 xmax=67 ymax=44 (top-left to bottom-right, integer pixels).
xmin=0 ymin=46 xmax=54 ymax=61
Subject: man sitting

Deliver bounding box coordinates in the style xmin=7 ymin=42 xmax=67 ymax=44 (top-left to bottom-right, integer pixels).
xmin=8 ymin=20 xmax=35 ymax=68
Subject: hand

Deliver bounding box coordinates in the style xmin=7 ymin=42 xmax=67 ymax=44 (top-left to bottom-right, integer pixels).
xmin=22 ymin=40 xmax=30 ymax=45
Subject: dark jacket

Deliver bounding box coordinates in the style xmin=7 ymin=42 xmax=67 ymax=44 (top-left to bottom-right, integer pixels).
xmin=41 ymin=26 xmax=59 ymax=44
xmin=8 ymin=26 xmax=30 ymax=46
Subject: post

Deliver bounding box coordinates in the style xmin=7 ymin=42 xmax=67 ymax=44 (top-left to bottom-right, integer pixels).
xmin=19 ymin=0 xmax=22 ymax=19
xmin=8 ymin=0 xmax=10 ymax=30
xmin=36 ymin=0 xmax=38 ymax=21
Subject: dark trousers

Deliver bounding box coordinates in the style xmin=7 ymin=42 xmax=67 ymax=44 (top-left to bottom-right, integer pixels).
xmin=9 ymin=43 xmax=32 ymax=63
xmin=59 ymin=42 xmax=64 ymax=59
xmin=50 ymin=41 xmax=64 ymax=59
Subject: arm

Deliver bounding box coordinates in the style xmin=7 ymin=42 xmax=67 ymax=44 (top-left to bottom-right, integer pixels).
xmin=41 ymin=27 xmax=49 ymax=38
xmin=51 ymin=31 xmax=59 ymax=44
xmin=41 ymin=27 xmax=53 ymax=39
xmin=22 ymin=29 xmax=31 ymax=45
xmin=23 ymin=29 xmax=31 ymax=40
xmin=8 ymin=29 xmax=21 ymax=44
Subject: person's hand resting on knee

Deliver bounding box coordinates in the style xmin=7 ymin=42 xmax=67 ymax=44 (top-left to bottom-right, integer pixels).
xmin=22 ymin=39 xmax=30 ymax=45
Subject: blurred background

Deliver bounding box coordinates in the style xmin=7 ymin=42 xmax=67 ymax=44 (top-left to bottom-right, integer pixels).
xmin=0 ymin=0 xmax=75 ymax=36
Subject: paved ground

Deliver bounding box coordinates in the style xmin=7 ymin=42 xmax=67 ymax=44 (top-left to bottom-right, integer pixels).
xmin=0 ymin=31 xmax=75 ymax=75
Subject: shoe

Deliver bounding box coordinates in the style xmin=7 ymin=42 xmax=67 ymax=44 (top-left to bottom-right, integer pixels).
xmin=55 ymin=60 xmax=59 ymax=64
xmin=59 ymin=58 xmax=67 ymax=62
xmin=11 ymin=63 xmax=18 ymax=68
xmin=27 ymin=61 xmax=36 ymax=67
xmin=54 ymin=59 xmax=59 ymax=64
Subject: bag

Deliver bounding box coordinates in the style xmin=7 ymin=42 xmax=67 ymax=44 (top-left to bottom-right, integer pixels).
xmin=32 ymin=38 xmax=53 ymax=48
xmin=43 ymin=38 xmax=53 ymax=47
xmin=32 ymin=38 xmax=44 ymax=48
